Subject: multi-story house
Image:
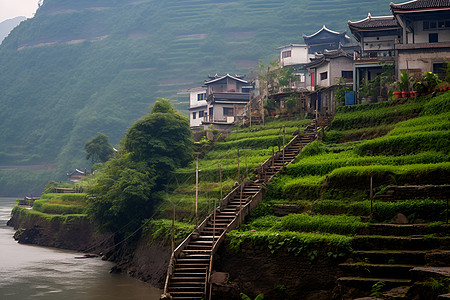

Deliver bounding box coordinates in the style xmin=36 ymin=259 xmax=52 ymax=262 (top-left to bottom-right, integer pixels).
xmin=188 ymin=74 xmax=253 ymax=129
xmin=348 ymin=13 xmax=402 ymax=96
xmin=391 ymin=0 xmax=450 ymax=79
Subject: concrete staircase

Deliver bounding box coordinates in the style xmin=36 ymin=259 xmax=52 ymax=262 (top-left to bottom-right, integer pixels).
xmin=337 ymin=224 xmax=450 ymax=299
xmin=161 ymin=117 xmax=330 ymax=300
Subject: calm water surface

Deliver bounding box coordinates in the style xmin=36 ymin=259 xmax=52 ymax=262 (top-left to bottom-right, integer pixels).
xmin=0 ymin=197 xmax=161 ymax=300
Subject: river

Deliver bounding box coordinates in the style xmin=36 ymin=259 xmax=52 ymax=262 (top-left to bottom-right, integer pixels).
xmin=0 ymin=197 xmax=162 ymax=300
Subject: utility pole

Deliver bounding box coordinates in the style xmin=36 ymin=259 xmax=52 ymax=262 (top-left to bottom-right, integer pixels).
xmin=282 ymin=126 xmax=285 ymax=168
xmin=195 ymin=156 xmax=199 ymax=229
xmin=219 ymin=164 xmax=223 ymax=208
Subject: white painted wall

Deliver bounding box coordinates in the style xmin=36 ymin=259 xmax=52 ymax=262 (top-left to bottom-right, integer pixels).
xmin=412 ymin=21 xmax=450 ymax=44
xmin=280 ymin=44 xmax=310 ymax=66
xmin=189 ymin=88 xmax=207 ymax=127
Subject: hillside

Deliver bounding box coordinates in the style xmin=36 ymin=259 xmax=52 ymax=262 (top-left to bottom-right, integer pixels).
xmin=0 ymin=16 xmax=26 ymax=43
xmin=9 ymin=91 xmax=450 ymax=299
xmin=0 ymin=0 xmax=391 ymax=195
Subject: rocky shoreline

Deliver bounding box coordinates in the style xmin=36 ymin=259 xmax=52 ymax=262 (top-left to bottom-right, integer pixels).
xmin=7 ymin=207 xmax=170 ymax=290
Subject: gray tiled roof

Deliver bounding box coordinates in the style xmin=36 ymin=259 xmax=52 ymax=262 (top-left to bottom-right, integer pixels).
xmin=390 ymin=0 xmax=450 ymax=10
xmin=348 ymin=15 xmax=399 ymax=29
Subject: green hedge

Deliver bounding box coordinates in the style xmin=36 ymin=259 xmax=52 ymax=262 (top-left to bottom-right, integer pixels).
xmin=354 ymin=131 xmax=450 ymax=156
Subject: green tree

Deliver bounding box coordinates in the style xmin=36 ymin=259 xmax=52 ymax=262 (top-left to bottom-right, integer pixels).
xmin=87 ymin=99 xmax=194 ymax=232
xmin=84 ymin=133 xmax=114 ymax=164
xmin=124 ymin=98 xmax=194 ymax=185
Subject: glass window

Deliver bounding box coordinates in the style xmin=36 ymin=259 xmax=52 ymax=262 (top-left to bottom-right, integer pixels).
xmin=423 ymin=21 xmax=429 ymax=30
xmin=192 ymin=112 xmax=196 ymax=119
xmin=282 ymin=50 xmax=292 ymax=58
xmin=320 ymin=72 xmax=328 ymax=80
xmin=199 ymin=111 xmax=204 ymax=117
xmin=342 ymin=71 xmax=353 ymax=79
xmin=429 ymin=33 xmax=438 ymax=43
xmin=223 ymin=107 xmax=234 ymax=116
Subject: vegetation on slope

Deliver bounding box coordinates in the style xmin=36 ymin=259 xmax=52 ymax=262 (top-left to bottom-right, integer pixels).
xmin=0 ymin=0 xmax=391 ymax=195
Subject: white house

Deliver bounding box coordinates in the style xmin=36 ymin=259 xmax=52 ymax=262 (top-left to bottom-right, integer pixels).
xmin=188 ymin=87 xmax=207 ymax=128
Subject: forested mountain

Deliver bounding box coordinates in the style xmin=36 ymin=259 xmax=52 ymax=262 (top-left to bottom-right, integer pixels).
xmin=0 ymin=16 xmax=26 ymax=43
xmin=0 ymin=0 xmax=391 ymax=195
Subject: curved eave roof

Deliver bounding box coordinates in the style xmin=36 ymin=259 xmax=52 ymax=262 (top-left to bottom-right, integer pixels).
xmin=204 ymin=74 xmax=249 ymax=85
xmin=348 ymin=14 xmax=400 ymax=30
xmin=390 ymin=0 xmax=450 ymax=12
xmin=303 ymin=25 xmax=349 ymax=40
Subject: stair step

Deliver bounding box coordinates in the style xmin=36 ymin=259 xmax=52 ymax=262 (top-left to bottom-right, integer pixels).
xmin=338 ymin=276 xmax=411 ymax=291
xmin=353 ymin=236 xmax=450 ymax=250
xmin=353 ymin=250 xmax=428 ymax=265
xmin=339 ymin=262 xmax=420 ymax=279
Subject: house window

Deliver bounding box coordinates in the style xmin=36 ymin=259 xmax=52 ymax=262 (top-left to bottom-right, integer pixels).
xmin=320 ymin=72 xmax=328 ymax=81
xmin=282 ymin=50 xmax=292 ymax=58
xmin=197 ymin=93 xmax=206 ymax=101
xmin=429 ymin=33 xmax=438 ymax=43
xmin=192 ymin=112 xmax=197 ymax=119
xmin=199 ymin=111 xmax=204 ymax=118
xmin=295 ymin=73 xmax=305 ymax=83
xmin=342 ymin=71 xmax=353 ymax=80
xmin=223 ymin=107 xmax=234 ymax=116
xmin=424 ymin=20 xmax=450 ymax=30
xmin=433 ymin=63 xmax=446 ymax=79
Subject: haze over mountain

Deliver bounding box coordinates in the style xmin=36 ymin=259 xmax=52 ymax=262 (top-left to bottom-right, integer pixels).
xmin=0 ymin=0 xmax=391 ymax=195
xmin=0 ymin=16 xmax=26 ymax=43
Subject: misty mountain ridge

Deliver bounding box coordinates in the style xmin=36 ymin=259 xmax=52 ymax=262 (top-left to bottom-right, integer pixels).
xmin=0 ymin=16 xmax=26 ymax=44
xmin=0 ymin=0 xmax=391 ymax=195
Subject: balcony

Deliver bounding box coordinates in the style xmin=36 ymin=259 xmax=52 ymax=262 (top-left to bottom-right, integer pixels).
xmin=354 ymin=50 xmax=395 ymax=64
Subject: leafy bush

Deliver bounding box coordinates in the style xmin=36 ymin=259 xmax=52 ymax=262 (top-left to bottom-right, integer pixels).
xmin=142 ymin=219 xmax=195 ymax=245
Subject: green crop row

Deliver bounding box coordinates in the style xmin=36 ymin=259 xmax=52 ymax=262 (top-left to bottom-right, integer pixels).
xmin=242 ymin=213 xmax=368 ymax=235
xmin=330 ymin=98 xmax=425 ymax=130
xmin=326 ymin=162 xmax=450 ymax=189
xmin=288 ymin=151 xmax=450 ymax=177
xmin=227 ymin=230 xmax=353 ymax=254
xmin=354 ymin=131 xmax=450 ymax=156
xmin=311 ymin=199 xmax=447 ymax=222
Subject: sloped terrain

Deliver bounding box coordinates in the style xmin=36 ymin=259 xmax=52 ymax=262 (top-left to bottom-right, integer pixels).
xmin=0 ymin=0 xmax=391 ymax=195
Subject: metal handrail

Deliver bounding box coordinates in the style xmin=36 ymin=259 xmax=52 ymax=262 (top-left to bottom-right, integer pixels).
xmin=162 ymin=118 xmax=319 ymax=298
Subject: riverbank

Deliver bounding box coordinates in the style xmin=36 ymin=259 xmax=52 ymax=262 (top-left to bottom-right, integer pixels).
xmin=7 ymin=205 xmax=171 ymax=289
xmin=0 ymin=198 xmax=162 ymax=299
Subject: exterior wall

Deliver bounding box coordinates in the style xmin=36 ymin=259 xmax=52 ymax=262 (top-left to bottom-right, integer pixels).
xmin=189 ymin=88 xmax=207 ymax=127
xmin=330 ymin=57 xmax=353 ymax=85
xmin=208 ymin=103 xmax=245 ymax=123
xmin=280 ymin=45 xmax=310 ymax=66
xmin=190 ymin=107 xmax=207 ymax=127
xmin=397 ymin=47 xmax=450 ymax=79
xmin=316 ymin=63 xmax=330 ymax=87
xmin=412 ymin=20 xmax=450 ymax=44
xmin=362 ymin=35 xmax=399 ymax=52
xmin=190 ymin=89 xmax=207 ymax=107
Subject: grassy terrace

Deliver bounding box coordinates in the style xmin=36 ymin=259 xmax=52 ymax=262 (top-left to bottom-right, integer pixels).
xmin=228 ymin=91 xmax=450 ymax=253
xmin=159 ymin=117 xmax=313 ymax=220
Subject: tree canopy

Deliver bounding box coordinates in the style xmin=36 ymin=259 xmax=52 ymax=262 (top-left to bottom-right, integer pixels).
xmin=87 ymin=99 xmax=193 ymax=232
xmin=84 ymin=133 xmax=115 ymax=164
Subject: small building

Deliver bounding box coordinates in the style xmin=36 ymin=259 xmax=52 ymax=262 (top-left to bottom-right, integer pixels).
xmin=304 ymin=48 xmax=354 ymax=114
xmin=278 ymin=25 xmax=357 ymax=93
xmin=202 ymin=74 xmax=253 ymax=129
xmin=391 ymin=0 xmax=450 ymax=79
xmin=67 ymin=169 xmax=87 ymax=183
xmin=303 ymin=25 xmax=353 ymax=55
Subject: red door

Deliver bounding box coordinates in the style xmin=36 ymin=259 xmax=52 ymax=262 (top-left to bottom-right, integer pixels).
xmin=311 ymin=72 xmax=315 ymax=88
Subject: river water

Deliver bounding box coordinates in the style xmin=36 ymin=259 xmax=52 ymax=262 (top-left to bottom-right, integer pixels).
xmin=0 ymin=197 xmax=162 ymax=300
